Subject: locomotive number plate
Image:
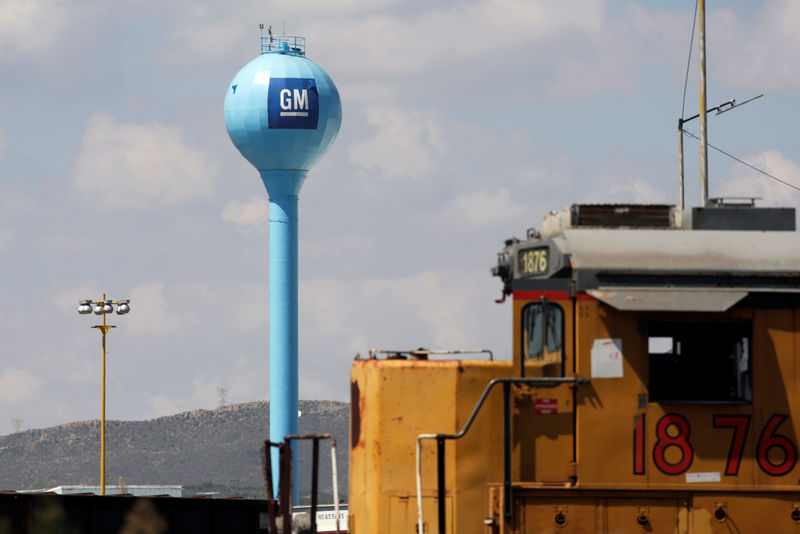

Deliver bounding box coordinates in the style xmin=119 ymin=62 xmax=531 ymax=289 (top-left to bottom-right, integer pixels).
xmin=518 ymin=247 xmax=549 ymax=276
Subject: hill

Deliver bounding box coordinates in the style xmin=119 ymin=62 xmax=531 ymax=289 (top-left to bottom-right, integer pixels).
xmin=0 ymin=401 xmax=349 ymax=499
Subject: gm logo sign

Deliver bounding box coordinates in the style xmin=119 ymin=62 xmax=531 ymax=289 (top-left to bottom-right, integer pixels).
xmin=268 ymin=78 xmax=319 ymax=129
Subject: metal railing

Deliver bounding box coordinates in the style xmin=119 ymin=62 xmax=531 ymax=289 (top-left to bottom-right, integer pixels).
xmin=261 ymin=35 xmax=306 ymax=56
xmin=416 ymin=376 xmax=589 ymax=534
xmin=262 ymin=433 xmax=340 ymax=534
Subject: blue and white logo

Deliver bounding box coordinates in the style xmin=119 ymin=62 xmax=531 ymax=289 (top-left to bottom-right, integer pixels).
xmin=268 ymin=78 xmax=319 ymax=129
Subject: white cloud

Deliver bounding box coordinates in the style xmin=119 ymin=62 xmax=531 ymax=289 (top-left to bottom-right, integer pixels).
xmin=304 ymin=0 xmax=610 ymax=78
xmin=0 ymin=128 xmax=6 ymax=158
xmin=714 ymin=0 xmax=800 ymax=91
xmin=222 ymin=196 xmax=268 ymax=229
xmin=717 ymin=149 xmax=800 ymax=207
xmin=0 ymin=368 xmax=44 ymax=403
xmin=0 ymin=0 xmax=73 ymax=56
xmin=441 ymin=188 xmax=526 ymax=226
xmin=127 ymin=282 xmax=181 ymax=335
xmin=297 ymin=269 xmax=505 ymax=399
xmin=348 ymin=104 xmax=447 ymax=180
xmin=227 ymin=357 xmax=266 ymax=404
xmin=302 ymin=270 xmax=491 ymax=353
xmin=163 ymin=8 xmax=250 ymax=65
xmin=605 ymin=179 xmax=669 ymax=204
xmin=73 ymin=113 xmax=216 ymax=210
xmin=305 ymin=234 xmax=374 ymax=262
xmin=51 ymin=283 xmax=103 ymax=314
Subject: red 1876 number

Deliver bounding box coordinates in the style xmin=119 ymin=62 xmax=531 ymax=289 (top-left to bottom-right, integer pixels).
xmin=633 ymin=413 xmax=797 ymax=476
xmin=652 ymin=414 xmax=693 ymax=474
xmin=757 ymin=414 xmax=797 ymax=476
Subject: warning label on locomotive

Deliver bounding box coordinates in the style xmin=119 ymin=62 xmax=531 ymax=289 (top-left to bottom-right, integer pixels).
xmin=535 ymin=398 xmax=558 ymax=414
xmin=268 ymin=78 xmax=319 ymax=129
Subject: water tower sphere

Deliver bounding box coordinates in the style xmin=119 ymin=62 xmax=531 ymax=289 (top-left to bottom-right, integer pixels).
xmin=224 ymin=40 xmax=342 ymax=177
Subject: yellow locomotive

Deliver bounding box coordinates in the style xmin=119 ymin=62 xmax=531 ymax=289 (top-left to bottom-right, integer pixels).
xmin=348 ymin=201 xmax=800 ymax=533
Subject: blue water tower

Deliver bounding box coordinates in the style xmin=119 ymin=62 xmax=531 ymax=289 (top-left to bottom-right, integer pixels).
xmin=224 ymin=35 xmax=342 ymax=498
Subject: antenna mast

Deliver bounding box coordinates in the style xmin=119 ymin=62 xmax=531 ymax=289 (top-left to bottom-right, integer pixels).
xmin=698 ymin=0 xmax=709 ymax=206
xmin=678 ymin=0 xmax=762 ymax=211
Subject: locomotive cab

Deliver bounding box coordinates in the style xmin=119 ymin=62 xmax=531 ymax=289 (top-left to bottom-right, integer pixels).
xmin=488 ymin=202 xmax=800 ymax=532
xmin=349 ymin=201 xmax=800 ymax=533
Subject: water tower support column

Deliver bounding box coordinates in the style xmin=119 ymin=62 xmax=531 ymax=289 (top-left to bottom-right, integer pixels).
xmin=262 ymin=169 xmax=307 ymax=499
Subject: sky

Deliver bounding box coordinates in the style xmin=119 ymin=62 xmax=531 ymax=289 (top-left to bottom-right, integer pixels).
xmin=1 ymin=0 xmax=799 ymax=433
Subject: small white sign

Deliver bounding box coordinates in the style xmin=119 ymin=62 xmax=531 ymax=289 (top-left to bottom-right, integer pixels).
xmin=590 ymin=338 xmax=623 ymax=378
xmin=686 ymin=472 xmax=721 ymax=483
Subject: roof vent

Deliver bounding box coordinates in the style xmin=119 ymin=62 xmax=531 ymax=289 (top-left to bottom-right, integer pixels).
xmin=542 ymin=204 xmax=675 ymax=236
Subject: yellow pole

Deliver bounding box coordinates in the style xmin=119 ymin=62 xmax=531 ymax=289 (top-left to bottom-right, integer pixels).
xmin=92 ymin=293 xmax=114 ymax=496
xmin=101 ymin=301 xmax=106 ymax=496
xmin=698 ymin=0 xmax=709 ymax=206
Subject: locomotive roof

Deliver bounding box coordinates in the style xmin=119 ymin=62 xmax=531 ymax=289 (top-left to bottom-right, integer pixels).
xmin=493 ymin=203 xmax=800 ymax=311
xmin=552 ymin=228 xmax=800 ymax=274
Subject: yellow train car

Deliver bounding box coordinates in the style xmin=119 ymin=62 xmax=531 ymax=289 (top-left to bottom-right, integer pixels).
xmin=349 ymin=202 xmax=800 ymax=533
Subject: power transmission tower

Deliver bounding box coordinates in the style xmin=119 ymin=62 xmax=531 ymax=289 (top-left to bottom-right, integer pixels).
xmin=11 ymin=418 xmax=22 ymax=433
xmin=217 ymin=387 xmax=228 ymax=409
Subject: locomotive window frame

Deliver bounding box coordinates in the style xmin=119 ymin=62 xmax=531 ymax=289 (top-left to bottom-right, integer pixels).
xmin=648 ymin=320 xmax=752 ymax=404
xmin=521 ymin=301 xmax=565 ymax=375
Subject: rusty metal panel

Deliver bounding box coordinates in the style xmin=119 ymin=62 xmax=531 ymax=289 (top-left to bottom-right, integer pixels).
xmin=349 ymin=359 xmax=517 ymax=534
xmin=348 ymin=360 xmax=460 ymax=533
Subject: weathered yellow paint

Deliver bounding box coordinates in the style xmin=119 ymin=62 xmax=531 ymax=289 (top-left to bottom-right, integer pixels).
xmin=350 ymin=295 xmax=800 ymax=532
xmin=349 ymin=359 xmax=512 ymax=533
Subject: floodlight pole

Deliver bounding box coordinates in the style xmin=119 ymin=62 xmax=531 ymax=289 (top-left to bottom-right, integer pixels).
xmin=93 ymin=294 xmax=115 ymax=496
xmin=79 ymin=293 xmax=130 ymax=495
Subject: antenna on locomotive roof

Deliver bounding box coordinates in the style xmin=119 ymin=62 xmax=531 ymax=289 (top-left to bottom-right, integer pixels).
xmin=677 ymin=0 xmax=763 ymax=210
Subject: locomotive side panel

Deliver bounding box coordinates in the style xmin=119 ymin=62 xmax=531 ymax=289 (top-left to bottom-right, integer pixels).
xmin=750 ymin=308 xmax=799 ymax=488
xmin=575 ymin=299 xmax=648 ymax=487
xmin=349 ymin=359 xmax=514 ymax=533
xmin=571 ymin=300 xmax=800 ymax=490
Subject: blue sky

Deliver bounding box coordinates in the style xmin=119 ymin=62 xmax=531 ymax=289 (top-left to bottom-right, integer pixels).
xmin=1 ymin=0 xmax=799 ymax=432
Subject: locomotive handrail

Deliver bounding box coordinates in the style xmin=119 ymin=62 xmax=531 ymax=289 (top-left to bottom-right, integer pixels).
xmin=415 ymin=376 xmax=590 ymax=534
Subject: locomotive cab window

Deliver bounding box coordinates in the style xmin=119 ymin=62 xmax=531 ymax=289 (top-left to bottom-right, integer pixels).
xmin=522 ymin=301 xmax=564 ymax=366
xmin=648 ymin=321 xmax=752 ymax=403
